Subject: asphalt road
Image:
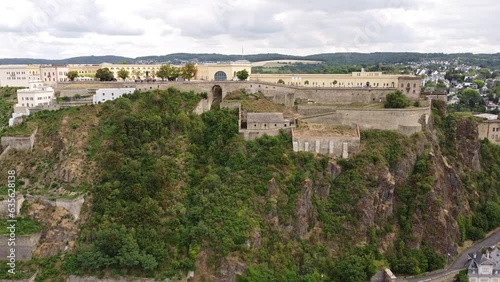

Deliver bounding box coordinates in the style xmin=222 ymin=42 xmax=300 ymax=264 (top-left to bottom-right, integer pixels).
xmin=401 ymin=229 xmax=500 ymax=282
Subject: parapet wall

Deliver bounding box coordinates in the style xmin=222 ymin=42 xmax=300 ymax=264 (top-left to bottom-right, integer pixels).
xmin=56 ymin=81 xmax=413 ymax=106
xmin=295 ymin=88 xmax=393 ymax=104
xmin=0 ymin=233 xmax=41 ymax=261
xmin=301 ymin=106 xmax=430 ymax=136
xmin=0 ymin=128 xmax=37 ymax=151
xmin=292 ymin=135 xmax=360 ymax=158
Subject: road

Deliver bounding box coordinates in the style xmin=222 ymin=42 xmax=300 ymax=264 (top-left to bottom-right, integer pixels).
xmin=400 ymin=229 xmax=500 ymax=282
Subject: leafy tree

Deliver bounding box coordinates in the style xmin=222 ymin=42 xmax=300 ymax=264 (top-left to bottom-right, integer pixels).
xmin=455 ymin=270 xmax=469 ymax=282
xmin=332 ymin=254 xmax=371 ymax=282
xmin=156 ymin=64 xmax=180 ymax=81
xmin=117 ymin=68 xmax=129 ymax=81
xmin=131 ymin=69 xmax=143 ymax=80
xmin=473 ymin=79 xmax=485 ymax=88
xmin=458 ymin=88 xmax=484 ymax=111
xmin=95 ymin=68 xmax=114 ymax=81
xmin=180 ymin=63 xmax=197 ymax=81
xmin=436 ymin=80 xmax=447 ymax=89
xmin=332 ymin=80 xmax=338 ymax=86
xmin=67 ymin=70 xmax=79 ymax=81
xmin=304 ymin=80 xmax=309 ymax=85
xmin=278 ymin=79 xmax=285 ymax=84
xmin=384 ymin=90 xmax=411 ymax=108
xmin=236 ymin=69 xmax=249 ymax=80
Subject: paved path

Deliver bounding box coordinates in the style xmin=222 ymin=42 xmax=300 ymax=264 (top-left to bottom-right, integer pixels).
xmin=400 ymin=229 xmax=500 ymax=282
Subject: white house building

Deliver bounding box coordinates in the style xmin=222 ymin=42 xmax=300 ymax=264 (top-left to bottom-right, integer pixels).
xmin=40 ymin=65 xmax=69 ymax=85
xmin=9 ymin=81 xmax=55 ymax=126
xmin=467 ymin=245 xmax=500 ymax=282
xmin=0 ymin=65 xmax=40 ymax=87
xmin=92 ymin=88 xmax=136 ymax=104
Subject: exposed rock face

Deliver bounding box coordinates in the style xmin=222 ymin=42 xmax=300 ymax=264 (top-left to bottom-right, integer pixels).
xmin=24 ymin=201 xmax=80 ymax=257
xmin=218 ymin=257 xmax=247 ymax=282
xmin=295 ymin=179 xmax=317 ymax=237
xmin=455 ymin=117 xmax=481 ymax=172
xmin=357 ymin=168 xmax=396 ymax=229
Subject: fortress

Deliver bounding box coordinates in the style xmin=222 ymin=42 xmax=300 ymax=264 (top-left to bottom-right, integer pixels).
xmin=10 ymin=69 xmax=428 ymax=159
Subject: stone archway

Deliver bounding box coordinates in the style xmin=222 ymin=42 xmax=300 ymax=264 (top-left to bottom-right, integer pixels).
xmin=211 ymin=85 xmax=223 ymax=109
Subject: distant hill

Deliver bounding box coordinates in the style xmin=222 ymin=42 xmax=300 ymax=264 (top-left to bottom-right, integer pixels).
xmin=1 ymin=52 xmax=499 ymax=68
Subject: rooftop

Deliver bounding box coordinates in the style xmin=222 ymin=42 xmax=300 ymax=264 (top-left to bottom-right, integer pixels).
xmin=247 ymin=112 xmax=284 ymax=123
xmin=474 ymin=113 xmax=499 ymax=120
xmin=293 ymin=122 xmax=359 ymax=138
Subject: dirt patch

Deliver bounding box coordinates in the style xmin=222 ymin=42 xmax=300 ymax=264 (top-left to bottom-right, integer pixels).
xmin=294 ymin=122 xmax=358 ymax=137
xmin=24 ymin=201 xmax=80 ymax=257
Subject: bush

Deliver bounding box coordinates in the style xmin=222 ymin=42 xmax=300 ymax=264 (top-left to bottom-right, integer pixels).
xmin=384 ymin=90 xmax=411 ymax=108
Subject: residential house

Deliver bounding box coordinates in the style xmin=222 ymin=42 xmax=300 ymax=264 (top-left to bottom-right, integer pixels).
xmin=466 ymin=245 xmax=500 ymax=282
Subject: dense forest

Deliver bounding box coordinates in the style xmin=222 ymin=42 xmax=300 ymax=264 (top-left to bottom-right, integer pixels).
xmin=0 ymin=89 xmax=499 ymax=281
xmin=1 ymin=52 xmax=500 ymax=68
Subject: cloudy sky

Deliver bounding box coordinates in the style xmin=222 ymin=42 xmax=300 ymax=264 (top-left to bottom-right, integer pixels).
xmin=0 ymin=0 xmax=499 ymax=59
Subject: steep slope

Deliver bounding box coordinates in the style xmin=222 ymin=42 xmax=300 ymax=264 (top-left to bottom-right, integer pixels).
xmin=1 ymin=91 xmax=498 ymax=281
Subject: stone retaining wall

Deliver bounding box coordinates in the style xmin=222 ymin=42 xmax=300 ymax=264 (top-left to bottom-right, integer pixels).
xmin=0 ymin=233 xmax=41 ymax=261
xmin=0 ymin=128 xmax=37 ymax=151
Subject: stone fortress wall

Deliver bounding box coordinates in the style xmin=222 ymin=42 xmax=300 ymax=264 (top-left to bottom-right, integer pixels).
xmin=0 ymin=233 xmax=41 ymax=261
xmin=0 ymin=127 xmax=37 ymax=151
xmin=55 ymin=80 xmax=417 ymax=107
xmin=299 ymin=104 xmax=431 ymax=136
xmin=56 ymin=80 xmax=429 ymax=138
xmin=292 ymin=124 xmax=361 ymax=158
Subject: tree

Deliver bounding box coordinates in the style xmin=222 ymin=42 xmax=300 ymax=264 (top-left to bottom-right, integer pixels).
xmin=181 ymin=63 xmax=197 ymax=81
xmin=168 ymin=66 xmax=180 ymax=81
xmin=304 ymin=80 xmax=309 ymax=85
xmin=95 ymin=68 xmax=114 ymax=81
xmin=333 ymin=80 xmax=338 ymax=86
xmin=156 ymin=64 xmax=180 ymax=81
xmin=117 ymin=68 xmax=129 ymax=81
xmin=131 ymin=69 xmax=143 ymax=80
xmin=473 ymin=79 xmax=485 ymax=88
xmin=459 ymin=88 xmax=483 ymax=111
xmin=236 ymin=69 xmax=249 ymax=80
xmin=333 ymin=254 xmax=371 ymax=282
xmin=67 ymin=71 xmax=79 ymax=81
xmin=277 ymin=79 xmax=285 ymax=84
xmin=384 ymin=90 xmax=411 ymax=108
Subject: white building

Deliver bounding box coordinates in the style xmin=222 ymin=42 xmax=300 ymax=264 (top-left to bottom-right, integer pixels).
xmin=40 ymin=65 xmax=69 ymax=85
xmin=93 ymin=88 xmax=136 ymax=104
xmin=467 ymin=245 xmax=500 ymax=282
xmin=9 ymin=81 xmax=55 ymax=126
xmin=0 ymin=65 xmax=33 ymax=87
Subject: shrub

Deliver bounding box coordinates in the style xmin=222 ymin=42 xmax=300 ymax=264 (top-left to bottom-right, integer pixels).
xmin=384 ymin=90 xmax=411 ymax=108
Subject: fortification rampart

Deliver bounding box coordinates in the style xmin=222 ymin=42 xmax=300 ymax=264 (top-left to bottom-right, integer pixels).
xmin=292 ymin=124 xmax=360 ymax=158
xmin=56 ymin=81 xmax=414 ymax=106
xmin=300 ymin=106 xmax=431 ymax=136
xmin=0 ymin=128 xmax=37 ymax=151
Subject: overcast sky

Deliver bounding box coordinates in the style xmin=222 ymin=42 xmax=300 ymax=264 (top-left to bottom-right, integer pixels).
xmin=0 ymin=0 xmax=499 ymax=59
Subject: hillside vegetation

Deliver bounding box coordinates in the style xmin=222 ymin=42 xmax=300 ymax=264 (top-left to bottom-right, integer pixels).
xmin=0 ymin=89 xmax=499 ymax=281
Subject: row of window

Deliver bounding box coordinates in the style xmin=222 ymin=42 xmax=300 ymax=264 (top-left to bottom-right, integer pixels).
xmin=20 ymin=102 xmax=50 ymax=107
xmin=492 ymin=127 xmax=500 ymax=132
xmin=6 ymin=77 xmax=27 ymax=80
xmin=401 ymin=83 xmax=417 ymax=88
xmin=21 ymin=97 xmax=51 ymax=101
xmin=6 ymin=71 xmax=26 ymax=75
